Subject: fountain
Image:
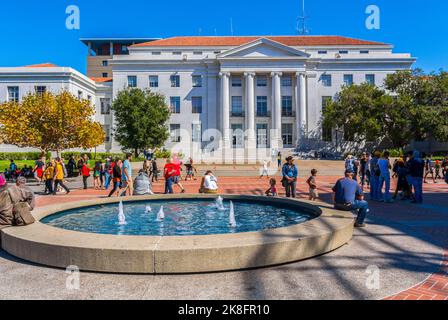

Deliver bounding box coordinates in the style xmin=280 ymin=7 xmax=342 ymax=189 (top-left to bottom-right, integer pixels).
xmin=157 ymin=206 xmax=165 ymax=221
xmin=118 ymin=201 xmax=126 ymax=225
xmin=216 ymin=196 xmax=225 ymax=211
xmin=229 ymin=201 xmax=236 ymax=227
xmin=145 ymin=205 xmax=152 ymax=214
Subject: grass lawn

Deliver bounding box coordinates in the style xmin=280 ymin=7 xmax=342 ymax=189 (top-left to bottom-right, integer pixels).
xmin=0 ymin=160 xmax=99 ymax=171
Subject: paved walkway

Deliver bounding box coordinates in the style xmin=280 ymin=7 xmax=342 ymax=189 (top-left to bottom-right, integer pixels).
xmin=1 ymin=162 xmax=447 ymax=300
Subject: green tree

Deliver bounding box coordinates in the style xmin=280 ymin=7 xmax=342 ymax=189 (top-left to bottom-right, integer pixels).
xmin=112 ymin=88 xmax=171 ymax=157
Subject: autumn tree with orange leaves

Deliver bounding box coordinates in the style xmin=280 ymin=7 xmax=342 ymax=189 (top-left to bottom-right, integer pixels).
xmin=0 ymin=91 xmax=105 ymax=156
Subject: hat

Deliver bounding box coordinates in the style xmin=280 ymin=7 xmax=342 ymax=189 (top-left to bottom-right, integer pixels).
xmin=345 ymin=169 xmax=354 ymax=174
xmin=0 ymin=174 xmax=6 ymax=187
xmin=286 ymin=156 xmax=294 ymax=161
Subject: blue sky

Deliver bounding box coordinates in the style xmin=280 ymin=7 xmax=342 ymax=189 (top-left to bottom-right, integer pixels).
xmin=0 ymin=0 xmax=446 ymax=74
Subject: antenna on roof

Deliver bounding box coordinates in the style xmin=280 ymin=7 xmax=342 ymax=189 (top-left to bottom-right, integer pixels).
xmin=230 ymin=18 xmax=234 ymax=36
xmin=297 ymin=0 xmax=310 ymax=35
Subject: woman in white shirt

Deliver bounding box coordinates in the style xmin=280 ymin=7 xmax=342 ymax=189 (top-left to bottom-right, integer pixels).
xmin=200 ymin=171 xmax=219 ymax=193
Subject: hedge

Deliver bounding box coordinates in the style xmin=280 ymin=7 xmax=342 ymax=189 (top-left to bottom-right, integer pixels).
xmin=0 ymin=152 xmax=51 ymax=161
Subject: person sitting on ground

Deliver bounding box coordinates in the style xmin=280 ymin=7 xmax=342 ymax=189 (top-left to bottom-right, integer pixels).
xmin=199 ymin=171 xmax=219 ymax=194
xmin=306 ymin=169 xmax=319 ymax=201
xmin=265 ymin=178 xmax=278 ymax=197
xmin=133 ymin=169 xmax=154 ymax=196
xmin=332 ymin=169 xmax=369 ymax=228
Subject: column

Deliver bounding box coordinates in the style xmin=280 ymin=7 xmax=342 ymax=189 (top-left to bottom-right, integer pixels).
xmin=244 ymin=72 xmax=256 ymax=142
xmin=296 ymin=72 xmax=307 ymax=141
xmin=219 ymin=72 xmax=232 ymax=163
xmin=271 ymin=72 xmax=283 ymax=147
xmin=109 ymin=41 xmax=114 ymax=56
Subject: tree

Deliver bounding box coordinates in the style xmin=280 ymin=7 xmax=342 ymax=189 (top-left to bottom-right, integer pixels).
xmin=0 ymin=91 xmax=105 ymax=155
xmin=323 ymin=70 xmax=448 ymax=150
xmin=112 ymin=88 xmax=171 ymax=157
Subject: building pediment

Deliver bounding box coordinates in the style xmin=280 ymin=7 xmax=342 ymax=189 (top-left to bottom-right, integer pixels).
xmin=217 ymin=38 xmax=310 ymax=59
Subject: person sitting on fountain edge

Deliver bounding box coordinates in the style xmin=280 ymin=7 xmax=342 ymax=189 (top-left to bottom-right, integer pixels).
xmin=332 ymin=169 xmax=369 ymax=228
xmin=199 ymin=171 xmax=219 ymax=194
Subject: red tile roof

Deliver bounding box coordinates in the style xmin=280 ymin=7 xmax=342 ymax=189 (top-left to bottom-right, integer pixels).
xmin=23 ymin=63 xmax=59 ymax=68
xmin=90 ymin=77 xmax=113 ymax=83
xmin=131 ymin=36 xmax=387 ymax=48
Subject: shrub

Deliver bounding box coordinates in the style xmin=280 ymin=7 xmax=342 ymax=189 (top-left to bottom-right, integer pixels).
xmin=0 ymin=152 xmax=49 ymax=161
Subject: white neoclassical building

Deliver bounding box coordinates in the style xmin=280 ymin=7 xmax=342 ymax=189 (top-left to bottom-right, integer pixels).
xmin=0 ymin=35 xmax=415 ymax=161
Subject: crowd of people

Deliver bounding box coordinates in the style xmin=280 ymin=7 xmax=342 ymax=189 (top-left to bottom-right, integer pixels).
xmin=1 ymin=149 xmax=446 ymax=229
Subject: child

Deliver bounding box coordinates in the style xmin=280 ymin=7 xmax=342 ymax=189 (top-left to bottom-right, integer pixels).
xmin=306 ymin=169 xmax=319 ymax=201
xmin=393 ymin=159 xmax=410 ymax=200
xmin=265 ymin=178 xmax=278 ymax=197
xmin=43 ymin=161 xmax=54 ymax=194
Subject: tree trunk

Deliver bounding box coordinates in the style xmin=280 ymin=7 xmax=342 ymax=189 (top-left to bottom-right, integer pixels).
xmin=135 ymin=148 xmax=139 ymax=158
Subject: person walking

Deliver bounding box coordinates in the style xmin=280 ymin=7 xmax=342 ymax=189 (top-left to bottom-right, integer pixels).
xmin=108 ymin=159 xmax=122 ymax=197
xmin=306 ymin=169 xmax=319 ymax=201
xmin=33 ymin=157 xmax=45 ymax=184
xmin=43 ymin=161 xmax=55 ymax=194
xmin=281 ymin=156 xmax=298 ymax=198
xmin=332 ymin=169 xmax=369 ymax=228
xmin=120 ymin=153 xmax=133 ymax=197
xmin=424 ymin=154 xmax=436 ymax=184
xmin=277 ymin=152 xmax=282 ymax=168
xmin=259 ymin=159 xmax=270 ymax=178
xmin=52 ymin=158 xmax=70 ymax=195
xmin=104 ymin=158 xmax=112 ymax=190
xmin=172 ymin=160 xmax=185 ymax=193
xmin=359 ymin=152 xmax=369 ymax=190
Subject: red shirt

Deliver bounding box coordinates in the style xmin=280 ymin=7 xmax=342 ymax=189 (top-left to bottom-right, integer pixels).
xmin=81 ymin=165 xmax=90 ymax=177
xmin=164 ymin=163 xmax=175 ymax=178
xmin=173 ymin=163 xmax=181 ymax=176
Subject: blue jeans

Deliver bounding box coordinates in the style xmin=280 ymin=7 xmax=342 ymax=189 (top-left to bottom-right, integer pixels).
xmin=104 ymin=172 xmax=111 ymax=189
xmin=350 ymin=200 xmax=369 ymax=225
xmin=370 ymin=175 xmax=380 ymax=200
xmin=409 ymin=176 xmax=423 ymax=203
xmin=164 ymin=176 xmax=173 ymax=194
xmin=379 ymin=173 xmax=391 ymax=201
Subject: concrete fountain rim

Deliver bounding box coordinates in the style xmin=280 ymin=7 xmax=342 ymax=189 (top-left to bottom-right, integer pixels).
xmin=0 ymin=194 xmax=355 ymax=274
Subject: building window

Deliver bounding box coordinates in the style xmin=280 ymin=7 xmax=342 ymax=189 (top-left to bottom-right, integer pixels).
xmin=170 ymin=124 xmax=181 ymax=142
xmin=366 ymin=74 xmax=375 ymax=85
xmin=192 ymin=96 xmax=202 ymax=114
xmin=152 ymin=51 xmax=161 ymax=55
xmin=231 ymin=124 xmax=244 ymax=148
xmin=321 ymin=74 xmax=332 ymax=87
xmin=170 ymin=75 xmax=180 ymax=87
xmin=256 ymin=75 xmax=267 ymax=87
xmin=127 ymin=76 xmax=137 ymax=88
xmin=103 ymin=125 xmax=111 ymax=142
xmin=193 ymin=51 xmax=202 ymax=55
xmin=149 ymin=76 xmax=159 ymax=88
xmin=192 ymin=75 xmax=202 ymax=88
xmin=87 ymin=95 xmax=92 ymax=105
xmin=231 ymin=96 xmax=243 ymax=116
xmin=192 ymin=123 xmax=202 ymax=142
xmin=282 ymin=123 xmax=293 ymax=146
xmin=172 ymin=51 xmax=182 ymax=55
xmin=322 ymin=96 xmax=333 ymax=142
xmin=256 ymin=96 xmax=268 ymax=117
xmin=231 ymin=76 xmax=242 ymax=87
xmin=214 ymin=51 xmax=221 ymax=54
xmin=35 ymin=86 xmax=46 ymax=96
xmin=102 ymin=73 xmax=108 ymax=78
xmin=121 ymin=45 xmax=128 ymax=54
xmin=281 ymin=75 xmax=292 ymax=87
xmin=100 ymin=98 xmax=111 ymax=114
xmin=256 ymin=123 xmax=268 ymax=147
xmin=339 ymin=50 xmax=348 ymax=54
xmin=102 ymin=60 xmax=108 ymax=67
xmin=281 ymin=96 xmax=293 ymax=116
xmin=343 ymin=74 xmax=353 ymax=86
xmin=170 ymin=97 xmax=181 ymax=113
xmin=318 ymin=50 xmax=327 ymax=54
xmin=78 ymin=91 xmax=83 ymax=100
xmin=360 ymin=50 xmax=369 ymax=54
xmin=7 ymin=86 xmax=19 ymax=102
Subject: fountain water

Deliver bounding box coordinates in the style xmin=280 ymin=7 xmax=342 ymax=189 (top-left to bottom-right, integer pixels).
xmin=216 ymin=196 xmax=225 ymax=211
xmin=145 ymin=205 xmax=152 ymax=214
xmin=229 ymin=201 xmax=236 ymax=227
xmin=118 ymin=201 xmax=127 ymax=225
xmin=157 ymin=206 xmax=165 ymax=221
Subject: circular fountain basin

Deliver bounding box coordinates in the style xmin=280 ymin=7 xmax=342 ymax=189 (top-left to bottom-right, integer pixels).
xmin=0 ymin=194 xmax=355 ymax=274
